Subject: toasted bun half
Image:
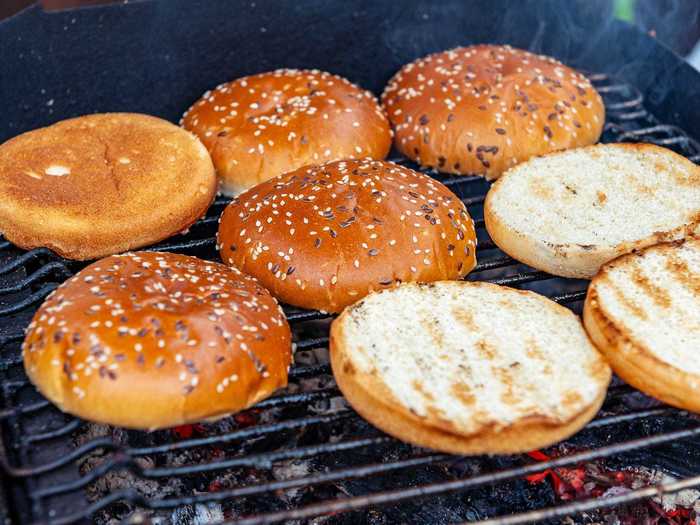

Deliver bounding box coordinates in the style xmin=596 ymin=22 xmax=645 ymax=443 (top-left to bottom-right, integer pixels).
xmin=330 ymin=281 xmax=611 ymax=454
xmin=584 ymin=237 xmax=700 ymax=413
xmin=217 ymin=159 xmax=477 ymax=313
xmin=485 ymin=143 xmax=700 ymax=279
xmin=23 ymin=252 xmax=292 ymax=430
xmin=0 ymin=113 xmax=216 ymax=260
xmin=181 ymin=69 xmax=392 ymax=195
xmin=381 ymin=45 xmax=604 ymax=179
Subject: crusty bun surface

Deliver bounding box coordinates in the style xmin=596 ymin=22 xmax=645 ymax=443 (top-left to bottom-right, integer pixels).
xmin=182 ymin=69 xmax=392 ymax=196
xmin=23 ymin=251 xmax=292 ymax=430
xmin=584 ymin=237 xmax=700 ymax=413
xmin=217 ymin=159 xmax=477 ymax=313
xmin=330 ymin=281 xmax=611 ymax=455
xmin=0 ymin=113 xmax=216 ymax=260
xmin=484 ymin=143 xmax=700 ymax=279
xmin=382 ymin=44 xmax=604 ymax=179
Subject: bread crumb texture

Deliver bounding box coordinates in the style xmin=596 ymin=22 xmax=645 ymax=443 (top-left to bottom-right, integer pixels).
xmin=338 ymin=282 xmax=609 ymax=435
xmin=488 ymin=143 xmax=700 ymax=246
xmin=592 ymin=238 xmax=700 ymax=373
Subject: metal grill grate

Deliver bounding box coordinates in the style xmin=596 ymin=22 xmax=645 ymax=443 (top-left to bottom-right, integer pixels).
xmin=2 ymin=73 xmax=700 ymax=525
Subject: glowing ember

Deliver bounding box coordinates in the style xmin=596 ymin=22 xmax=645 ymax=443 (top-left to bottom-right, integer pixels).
xmin=171 ymin=424 xmax=206 ymax=439
xmin=526 ymin=450 xmax=699 ymax=524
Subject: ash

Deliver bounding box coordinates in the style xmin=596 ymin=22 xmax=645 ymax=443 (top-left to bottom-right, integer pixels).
xmin=74 ymin=343 xmax=353 ymax=524
xmin=69 ymin=325 xmax=700 ymax=525
xmin=525 ymin=448 xmax=700 ymax=524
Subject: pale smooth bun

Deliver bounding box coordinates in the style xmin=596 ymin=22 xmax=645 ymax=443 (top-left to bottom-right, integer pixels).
xmin=584 ymin=237 xmax=700 ymax=413
xmin=217 ymin=159 xmax=477 ymax=313
xmin=181 ymin=69 xmax=392 ymax=196
xmin=484 ymin=143 xmax=700 ymax=279
xmin=330 ymin=281 xmax=611 ymax=455
xmin=0 ymin=113 xmax=216 ymax=260
xmin=382 ymin=45 xmax=604 ymax=179
xmin=23 ymin=251 xmax=292 ymax=430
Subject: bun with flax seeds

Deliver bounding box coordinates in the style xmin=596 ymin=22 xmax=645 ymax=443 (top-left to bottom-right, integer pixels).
xmin=584 ymin=237 xmax=700 ymax=413
xmin=181 ymin=69 xmax=392 ymax=196
xmin=331 ymin=281 xmax=611 ymax=455
xmin=382 ymin=44 xmax=604 ymax=179
xmin=217 ymin=158 xmax=477 ymax=313
xmin=0 ymin=113 xmax=216 ymax=260
xmin=23 ymin=251 xmax=292 ymax=430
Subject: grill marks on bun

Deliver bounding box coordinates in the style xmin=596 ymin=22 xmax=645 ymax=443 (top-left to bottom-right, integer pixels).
xmin=22 ymin=252 xmax=292 ymax=430
xmin=484 ymin=143 xmax=700 ymax=279
xmin=217 ymin=159 xmax=477 ymax=313
xmin=584 ymin=237 xmax=700 ymax=413
xmin=382 ymin=45 xmax=604 ymax=179
xmin=330 ymin=281 xmax=611 ymax=455
xmin=182 ymin=69 xmax=392 ymax=196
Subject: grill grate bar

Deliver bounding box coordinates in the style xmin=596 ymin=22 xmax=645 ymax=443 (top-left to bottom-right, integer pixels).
xmin=288 ymin=362 xmax=331 ymax=379
xmin=0 ymin=248 xmax=63 ymax=276
xmin=33 ymin=436 xmax=397 ymax=499
xmin=0 ymin=284 xmax=58 ymax=316
xmin=0 ymin=352 xmax=23 ymax=370
xmin=24 ymin=408 xmax=694 ymax=516
xmin=0 ymin=400 xmax=50 ymax=421
xmin=489 ymin=270 xmax=552 ymax=286
xmin=228 ymin=425 xmax=700 ymax=525
xmin=23 ymin=419 xmax=82 ymax=444
xmin=4 ymin=412 xmax=357 ymax=476
xmin=43 ymin=455 xmax=449 ymax=525
xmin=294 ymin=336 xmax=330 ymax=350
xmin=473 ymin=474 xmax=700 ymax=524
xmin=472 ymin=256 xmax=516 ymax=272
xmin=0 ymin=262 xmax=73 ymax=295
xmin=550 ymin=290 xmax=587 ymax=304
xmin=126 ymin=412 xmax=354 ymax=456
xmin=144 ymin=238 xmax=217 ymax=253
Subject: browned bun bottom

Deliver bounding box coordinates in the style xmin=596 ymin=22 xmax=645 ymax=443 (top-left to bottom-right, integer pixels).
xmin=0 ymin=113 xmax=216 ymax=260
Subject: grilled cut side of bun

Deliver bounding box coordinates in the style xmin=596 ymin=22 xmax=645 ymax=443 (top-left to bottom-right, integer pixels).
xmin=485 ymin=143 xmax=700 ymax=279
xmin=584 ymin=237 xmax=700 ymax=413
xmin=331 ymin=282 xmax=611 ymax=455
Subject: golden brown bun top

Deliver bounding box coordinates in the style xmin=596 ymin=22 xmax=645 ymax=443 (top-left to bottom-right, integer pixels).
xmin=382 ymin=45 xmax=605 ymax=179
xmin=23 ymin=251 xmax=292 ymax=430
xmin=217 ymin=158 xmax=477 ymax=312
xmin=181 ymin=69 xmax=392 ymax=195
xmin=0 ymin=113 xmax=216 ymax=260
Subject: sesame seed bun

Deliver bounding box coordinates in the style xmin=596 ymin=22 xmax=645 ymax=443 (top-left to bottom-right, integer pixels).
xmin=382 ymin=45 xmax=604 ymax=179
xmin=22 ymin=252 xmax=292 ymax=430
xmin=217 ymin=159 xmax=477 ymax=313
xmin=181 ymin=69 xmax=392 ymax=196
xmin=0 ymin=113 xmax=217 ymax=260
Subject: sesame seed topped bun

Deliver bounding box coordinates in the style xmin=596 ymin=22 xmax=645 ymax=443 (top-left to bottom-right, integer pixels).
xmin=23 ymin=251 xmax=292 ymax=430
xmin=181 ymin=69 xmax=392 ymax=196
xmin=217 ymin=159 xmax=477 ymax=313
xmin=382 ymin=45 xmax=604 ymax=179
xmin=0 ymin=113 xmax=217 ymax=260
